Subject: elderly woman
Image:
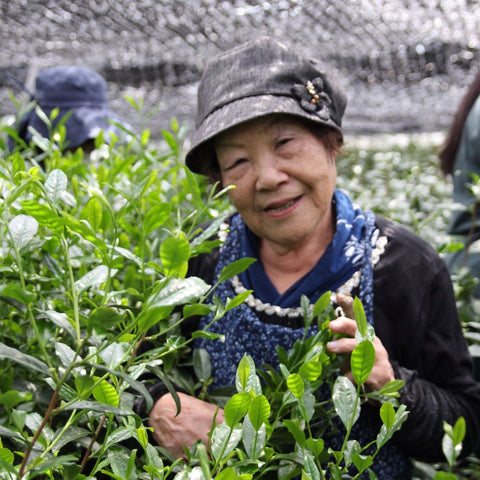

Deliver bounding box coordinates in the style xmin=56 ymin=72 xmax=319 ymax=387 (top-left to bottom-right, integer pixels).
xmin=146 ymin=37 xmax=480 ymax=478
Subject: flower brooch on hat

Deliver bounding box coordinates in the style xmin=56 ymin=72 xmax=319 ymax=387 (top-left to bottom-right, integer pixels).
xmin=291 ymin=77 xmax=331 ymax=121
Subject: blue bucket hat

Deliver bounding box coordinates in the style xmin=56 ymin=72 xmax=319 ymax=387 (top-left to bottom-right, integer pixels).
xmin=185 ymin=36 xmax=347 ymax=174
xmin=16 ymin=66 xmax=130 ymax=149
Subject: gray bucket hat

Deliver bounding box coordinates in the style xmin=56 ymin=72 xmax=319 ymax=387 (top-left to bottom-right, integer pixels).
xmin=185 ymin=36 xmax=347 ymax=174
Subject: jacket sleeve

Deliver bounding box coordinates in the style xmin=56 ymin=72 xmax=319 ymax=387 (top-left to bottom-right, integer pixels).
xmin=373 ymin=217 xmax=480 ymax=462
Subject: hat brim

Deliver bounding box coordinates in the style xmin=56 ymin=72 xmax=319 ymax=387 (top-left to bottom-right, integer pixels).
xmin=25 ymin=106 xmax=131 ymax=149
xmin=185 ymin=94 xmax=342 ymax=174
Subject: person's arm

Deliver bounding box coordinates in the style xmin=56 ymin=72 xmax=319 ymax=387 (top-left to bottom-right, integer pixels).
xmin=385 ymin=265 xmax=480 ymax=462
xmin=367 ymin=217 xmax=480 ymax=462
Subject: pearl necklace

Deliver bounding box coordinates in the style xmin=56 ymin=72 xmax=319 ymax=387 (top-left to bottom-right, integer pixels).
xmin=230 ymin=233 xmax=388 ymax=319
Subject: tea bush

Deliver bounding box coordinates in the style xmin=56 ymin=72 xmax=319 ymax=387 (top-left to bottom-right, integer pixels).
xmin=0 ymin=103 xmax=478 ymax=479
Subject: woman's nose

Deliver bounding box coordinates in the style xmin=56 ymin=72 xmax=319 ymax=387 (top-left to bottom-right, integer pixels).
xmin=254 ymin=157 xmax=289 ymax=190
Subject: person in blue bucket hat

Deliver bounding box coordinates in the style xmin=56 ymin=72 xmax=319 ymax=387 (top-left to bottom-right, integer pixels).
xmin=9 ymin=65 xmax=131 ymax=152
xmin=136 ymin=36 xmax=480 ymax=479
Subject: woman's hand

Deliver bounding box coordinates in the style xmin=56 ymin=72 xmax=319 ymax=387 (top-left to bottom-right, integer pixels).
xmin=148 ymin=392 xmax=225 ymax=458
xmin=327 ymin=294 xmax=395 ymax=391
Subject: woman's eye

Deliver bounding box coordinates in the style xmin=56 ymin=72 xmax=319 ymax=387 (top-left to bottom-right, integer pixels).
xmin=231 ymin=157 xmax=247 ymax=168
xmin=276 ymin=137 xmax=292 ymax=148
xmin=223 ymin=157 xmax=247 ymax=171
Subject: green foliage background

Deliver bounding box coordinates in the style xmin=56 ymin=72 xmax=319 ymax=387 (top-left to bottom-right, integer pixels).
xmin=0 ymin=100 xmax=478 ymax=479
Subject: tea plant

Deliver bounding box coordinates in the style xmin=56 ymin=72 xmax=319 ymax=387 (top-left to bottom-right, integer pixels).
xmin=0 ymin=109 xmax=238 ymax=478
xmin=173 ymin=295 xmax=407 ymax=480
xmin=0 ymin=101 xmax=477 ymax=479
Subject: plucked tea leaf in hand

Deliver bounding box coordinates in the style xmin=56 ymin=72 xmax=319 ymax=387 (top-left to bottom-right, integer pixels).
xmin=351 ymin=340 xmax=375 ymax=386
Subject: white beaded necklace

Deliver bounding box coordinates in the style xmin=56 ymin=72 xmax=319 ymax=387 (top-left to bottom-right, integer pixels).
xmin=230 ymin=233 xmax=388 ymax=319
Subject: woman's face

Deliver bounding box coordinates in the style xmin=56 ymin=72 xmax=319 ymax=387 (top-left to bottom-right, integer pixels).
xmin=215 ymin=114 xmax=337 ymax=252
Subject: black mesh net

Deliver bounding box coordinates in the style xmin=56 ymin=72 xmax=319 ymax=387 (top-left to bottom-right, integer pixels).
xmin=1 ymin=0 xmax=480 ymax=139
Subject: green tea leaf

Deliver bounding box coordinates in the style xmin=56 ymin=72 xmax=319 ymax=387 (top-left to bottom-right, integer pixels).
xmin=144 ymin=203 xmax=171 ymax=235
xmin=287 ymin=373 xmax=304 ymax=399
xmin=380 ymin=401 xmax=395 ymax=429
xmin=376 ymin=379 xmax=405 ymax=397
xmin=299 ymin=361 xmax=323 ymax=382
xmin=433 ymin=472 xmax=459 ymax=480
xmin=224 ymin=392 xmax=251 ymax=427
xmin=377 ymin=404 xmax=409 ymax=448
xmin=284 ymin=419 xmax=306 ymax=447
xmin=351 ymin=340 xmax=375 ymax=386
xmin=160 ymin=235 xmax=191 ymax=277
xmin=75 ymin=265 xmax=114 ymax=292
xmin=210 ymin=423 xmax=242 ymax=461
xmin=215 ymin=467 xmax=240 ymax=480
xmin=236 ymin=355 xmax=251 ymax=391
xmin=332 ymin=376 xmax=360 ymax=429
xmin=20 ymin=200 xmax=62 ymax=232
xmin=85 ymin=197 xmax=103 ymax=231
xmin=225 ymin=290 xmax=253 ymax=312
xmin=42 ymin=310 xmax=76 ymax=339
xmin=242 ymin=414 xmax=266 ymax=458
xmin=88 ymin=307 xmax=125 ymax=331
xmin=235 ymin=355 xmax=261 ymax=394
xmin=74 ymin=376 xmax=95 ymax=398
xmin=183 ymin=303 xmax=214 ymax=318
xmin=45 ymin=168 xmax=68 ymax=203
xmin=0 ymin=283 xmax=36 ymax=305
xmin=451 ymin=417 xmax=466 ymax=447
xmin=217 ymin=257 xmax=257 ymax=284
xmin=0 ymin=447 xmax=14 ymax=466
xmin=98 ymin=342 xmax=129 ymax=368
xmin=55 ymin=341 xmax=77 ymax=368
xmin=352 ymin=453 xmax=373 ymax=473
xmin=0 ymin=342 xmax=49 ymax=374
xmin=353 ymin=297 xmax=367 ymax=338
xmin=92 ymin=380 xmax=119 ymax=407
xmin=303 ymin=454 xmax=320 ymax=480
xmin=248 ymin=394 xmax=270 ymax=430
xmin=144 ymin=276 xmax=210 ymax=309
xmin=193 ymin=348 xmax=211 ymax=381
xmin=305 ymin=437 xmax=324 ymax=456
xmin=91 ymin=363 xmax=153 ymax=411
xmin=0 ymin=390 xmax=32 ymax=409
xmin=191 ymin=330 xmax=225 ymax=341
xmin=65 ymin=400 xmax=135 ymax=416
xmin=196 ymin=442 xmax=212 ymax=480
xmin=313 ymin=290 xmax=332 ymax=317
xmin=50 ymin=426 xmax=92 ymax=454
xmin=162 ymin=129 xmax=178 ymax=155
xmin=8 ymin=214 xmax=38 ymax=248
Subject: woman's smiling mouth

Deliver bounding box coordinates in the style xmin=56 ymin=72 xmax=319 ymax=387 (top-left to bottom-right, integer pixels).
xmin=264 ymin=196 xmax=301 ymax=214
